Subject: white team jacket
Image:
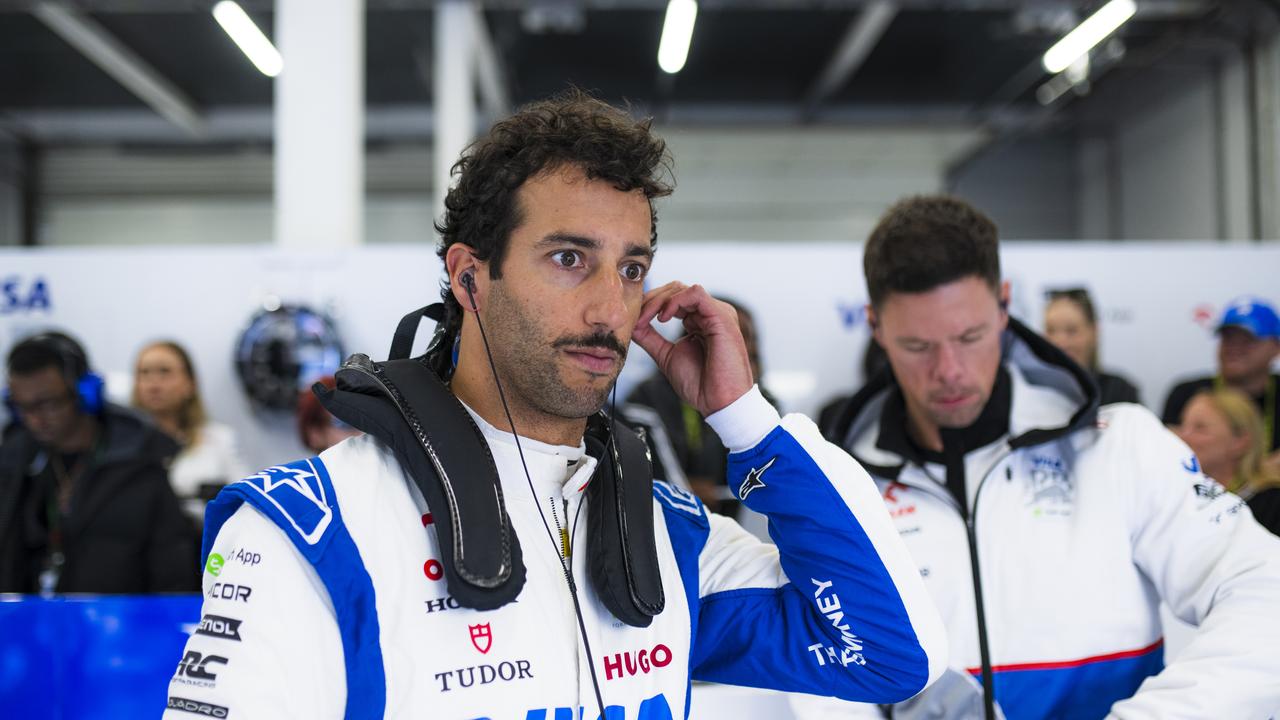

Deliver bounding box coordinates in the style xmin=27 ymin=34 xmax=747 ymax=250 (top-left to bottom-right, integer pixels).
xmin=797 ymin=323 xmax=1280 ymax=720
xmin=162 ymin=387 xmax=947 ymax=720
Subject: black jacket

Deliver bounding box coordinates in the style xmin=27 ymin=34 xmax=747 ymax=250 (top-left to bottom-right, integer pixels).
xmin=0 ymin=404 xmax=199 ymax=594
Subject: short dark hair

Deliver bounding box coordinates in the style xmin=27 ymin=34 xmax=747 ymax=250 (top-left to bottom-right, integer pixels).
xmin=863 ymin=195 xmax=1000 ymax=308
xmin=7 ymin=331 xmax=89 ymax=383
xmin=434 ymin=89 xmax=674 ymax=334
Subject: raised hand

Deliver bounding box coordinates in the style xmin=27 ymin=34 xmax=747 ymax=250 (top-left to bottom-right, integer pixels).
xmin=631 ymin=282 xmax=754 ymax=418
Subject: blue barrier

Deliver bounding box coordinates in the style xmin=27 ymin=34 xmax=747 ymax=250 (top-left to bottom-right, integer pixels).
xmin=0 ymin=594 xmax=202 ymax=719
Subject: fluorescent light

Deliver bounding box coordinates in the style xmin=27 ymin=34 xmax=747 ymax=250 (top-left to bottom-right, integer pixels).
xmin=658 ymin=0 xmax=698 ymax=74
xmin=213 ymin=0 xmax=283 ymax=77
xmin=1042 ymin=0 xmax=1135 ymax=74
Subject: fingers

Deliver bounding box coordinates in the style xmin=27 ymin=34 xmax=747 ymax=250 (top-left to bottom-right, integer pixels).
xmin=631 ymin=319 xmax=672 ymax=364
xmin=638 ymin=282 xmax=725 ymax=328
xmin=636 ymin=281 xmax=688 ymax=328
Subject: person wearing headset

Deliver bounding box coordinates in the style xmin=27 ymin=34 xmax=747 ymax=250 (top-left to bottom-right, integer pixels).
xmin=0 ymin=331 xmax=197 ymax=594
xmin=798 ymin=196 xmax=1280 ymax=720
xmin=162 ymin=91 xmax=948 ymax=720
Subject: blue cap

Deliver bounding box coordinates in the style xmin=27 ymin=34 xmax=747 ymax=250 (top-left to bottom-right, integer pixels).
xmin=1217 ymin=296 xmax=1280 ymax=340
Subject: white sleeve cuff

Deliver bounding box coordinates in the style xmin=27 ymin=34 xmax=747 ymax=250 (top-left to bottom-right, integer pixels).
xmin=705 ymin=385 xmax=782 ymax=453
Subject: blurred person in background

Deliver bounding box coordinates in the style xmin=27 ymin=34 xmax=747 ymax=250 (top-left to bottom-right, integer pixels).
xmin=0 ymin=332 xmax=197 ymax=594
xmin=1178 ymin=387 xmax=1280 ymax=535
xmin=1163 ymin=297 xmax=1280 ymax=455
xmin=798 ymin=195 xmax=1280 ymax=720
xmin=1043 ymin=287 xmax=1140 ymax=405
xmin=133 ymin=340 xmax=245 ymax=524
xmin=622 ymin=297 xmax=776 ymax=516
xmin=297 ymin=375 xmax=361 ymax=455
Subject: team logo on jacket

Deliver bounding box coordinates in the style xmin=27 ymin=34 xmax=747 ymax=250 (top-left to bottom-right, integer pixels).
xmin=739 ymin=457 xmax=776 ymax=500
xmin=602 ymin=644 xmax=673 ymax=680
xmin=195 ymin=614 xmax=243 ymax=642
xmin=882 ymin=481 xmax=916 ymax=518
xmin=1183 ymin=455 xmax=1202 ymax=474
xmin=167 ymin=696 xmax=229 ymax=718
xmin=236 ymin=459 xmax=332 ymax=545
xmin=808 ymin=578 xmax=866 ymax=667
xmin=435 ymin=659 xmax=534 ymax=692
xmin=1024 ymin=453 xmax=1073 ymax=516
xmin=174 ymin=651 xmax=228 ymax=688
xmin=469 ymin=623 xmax=493 ymax=654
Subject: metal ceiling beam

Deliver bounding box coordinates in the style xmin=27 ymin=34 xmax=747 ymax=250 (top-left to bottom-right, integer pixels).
xmin=30 ymin=1 xmax=204 ymax=137
xmin=0 ymin=0 xmax=1211 ymax=10
xmin=803 ymin=1 xmax=897 ymax=117
xmin=5 ymin=103 xmax=1042 ymax=145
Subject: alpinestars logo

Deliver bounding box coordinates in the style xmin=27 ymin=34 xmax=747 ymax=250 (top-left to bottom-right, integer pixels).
xmin=167 ymin=696 xmax=229 ymax=718
xmin=236 ymin=459 xmax=332 ymax=545
xmin=195 ymin=614 xmax=243 ymax=642
xmin=176 ymin=651 xmax=228 ymax=682
xmin=739 ymin=457 xmax=776 ymax=500
xmin=470 ymin=623 xmax=492 ymax=654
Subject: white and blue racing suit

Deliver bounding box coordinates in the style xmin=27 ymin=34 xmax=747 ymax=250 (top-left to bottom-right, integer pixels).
xmin=162 ymin=387 xmax=947 ymax=719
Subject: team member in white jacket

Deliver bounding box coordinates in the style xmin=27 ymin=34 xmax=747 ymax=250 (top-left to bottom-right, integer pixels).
xmin=795 ymin=195 xmax=1280 ymax=720
xmin=163 ymin=92 xmax=947 ymax=720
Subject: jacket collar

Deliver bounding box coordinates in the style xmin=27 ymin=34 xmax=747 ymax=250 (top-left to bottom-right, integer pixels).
xmin=830 ymin=317 xmax=1100 ymax=476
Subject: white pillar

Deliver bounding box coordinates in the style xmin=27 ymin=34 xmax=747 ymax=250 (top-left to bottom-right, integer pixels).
xmin=275 ymin=0 xmax=364 ymax=248
xmin=434 ymin=1 xmax=477 ymax=223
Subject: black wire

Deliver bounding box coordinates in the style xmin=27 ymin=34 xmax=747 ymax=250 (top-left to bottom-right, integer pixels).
xmin=470 ymin=309 xmax=608 ymax=720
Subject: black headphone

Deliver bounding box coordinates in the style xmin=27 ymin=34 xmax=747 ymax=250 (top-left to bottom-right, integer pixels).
xmin=460 ymin=269 xmax=478 ymax=311
xmin=3 ymin=332 xmax=107 ymax=421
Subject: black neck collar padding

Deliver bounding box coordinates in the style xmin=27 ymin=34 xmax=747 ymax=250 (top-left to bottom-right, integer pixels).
xmin=313 ymin=304 xmax=664 ymax=625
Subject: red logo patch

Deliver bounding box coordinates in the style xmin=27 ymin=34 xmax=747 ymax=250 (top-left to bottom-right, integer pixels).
xmin=469 ymin=623 xmax=492 ymax=654
xmin=882 ymin=481 xmax=907 ymax=504
xmin=424 ymin=559 xmax=444 ymax=581
xmin=421 ymin=513 xmax=434 ymax=526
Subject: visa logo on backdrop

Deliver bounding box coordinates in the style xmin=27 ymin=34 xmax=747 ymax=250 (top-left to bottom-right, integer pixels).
xmin=1 ymin=277 xmax=52 ymax=313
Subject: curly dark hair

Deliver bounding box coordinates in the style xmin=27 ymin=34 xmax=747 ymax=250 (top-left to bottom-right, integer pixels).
xmin=434 ymin=89 xmax=674 ymax=334
xmin=864 ymin=195 xmax=1000 ymax=308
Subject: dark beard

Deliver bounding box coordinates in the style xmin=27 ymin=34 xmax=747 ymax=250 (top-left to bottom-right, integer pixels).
xmin=484 ymin=284 xmax=627 ymax=420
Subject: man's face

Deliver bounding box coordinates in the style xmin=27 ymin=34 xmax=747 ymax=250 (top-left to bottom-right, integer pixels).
xmin=871 ymin=276 xmax=1008 ymax=434
xmin=480 ymin=166 xmax=653 ymax=422
xmin=7 ymin=366 xmax=82 ymax=448
xmin=1218 ymin=326 xmax=1280 ymax=384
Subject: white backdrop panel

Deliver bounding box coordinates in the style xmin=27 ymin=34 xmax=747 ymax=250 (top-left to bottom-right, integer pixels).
xmin=1 ymin=242 xmax=1276 ymax=472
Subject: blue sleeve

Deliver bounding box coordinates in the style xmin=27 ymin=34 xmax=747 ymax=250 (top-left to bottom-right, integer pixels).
xmin=659 ymin=413 xmax=946 ymax=704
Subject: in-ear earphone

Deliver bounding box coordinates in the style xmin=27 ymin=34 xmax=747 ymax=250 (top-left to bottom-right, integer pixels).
xmin=460 ymin=270 xmax=478 ymax=311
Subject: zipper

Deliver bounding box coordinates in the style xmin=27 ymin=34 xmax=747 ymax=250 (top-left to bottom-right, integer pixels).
xmin=904 ymin=445 xmax=1012 ymax=720
xmin=965 ymin=446 xmax=1014 ymax=720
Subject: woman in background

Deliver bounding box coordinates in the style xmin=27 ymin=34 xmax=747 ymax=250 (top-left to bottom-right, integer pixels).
xmin=1044 ymin=287 xmax=1141 ymax=405
xmin=133 ymin=340 xmax=243 ymax=523
xmin=1178 ymin=387 xmax=1280 ymax=535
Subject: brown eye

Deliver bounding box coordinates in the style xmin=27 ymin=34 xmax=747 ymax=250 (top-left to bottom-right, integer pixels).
xmin=553 ymin=251 xmax=582 ymax=268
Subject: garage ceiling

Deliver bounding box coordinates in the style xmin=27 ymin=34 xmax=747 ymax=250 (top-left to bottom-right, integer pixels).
xmin=0 ymin=0 xmax=1269 ymax=144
